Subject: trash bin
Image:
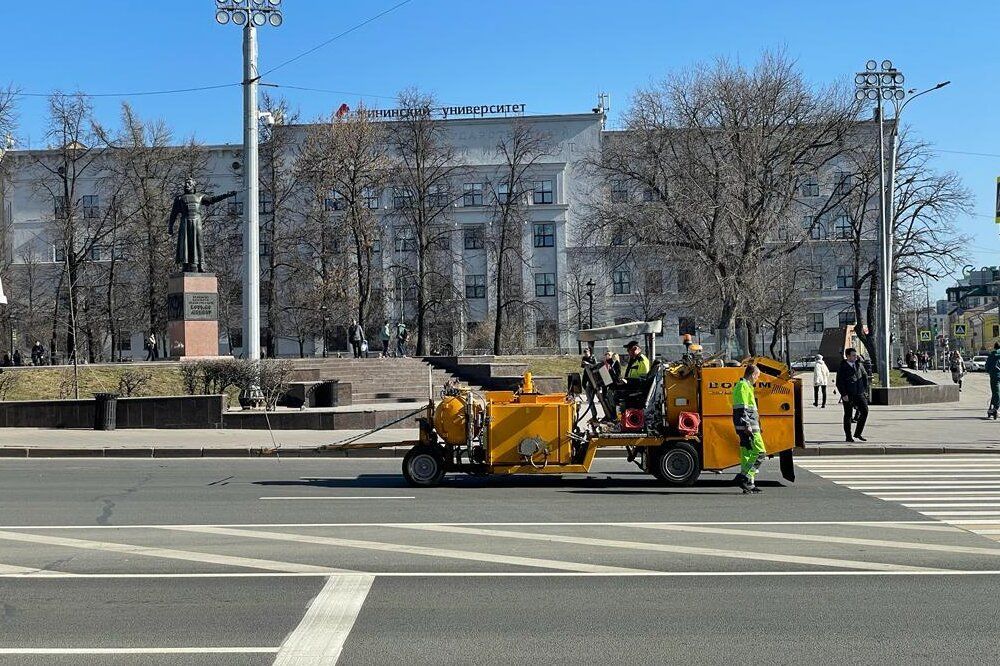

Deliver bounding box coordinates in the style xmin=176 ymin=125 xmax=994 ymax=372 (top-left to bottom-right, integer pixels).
xmin=93 ymin=392 xmax=119 ymax=431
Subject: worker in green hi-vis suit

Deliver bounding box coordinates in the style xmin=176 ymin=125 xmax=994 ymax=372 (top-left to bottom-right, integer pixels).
xmin=731 ymin=363 xmax=767 ymax=494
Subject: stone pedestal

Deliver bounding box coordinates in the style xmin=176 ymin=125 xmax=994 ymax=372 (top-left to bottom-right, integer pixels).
xmin=167 ymin=273 xmax=220 ymax=359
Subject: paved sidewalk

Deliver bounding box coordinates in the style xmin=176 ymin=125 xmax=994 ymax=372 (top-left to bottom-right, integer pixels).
xmin=800 ymin=369 xmax=1000 ymax=453
xmin=0 ymin=370 xmax=997 ymax=457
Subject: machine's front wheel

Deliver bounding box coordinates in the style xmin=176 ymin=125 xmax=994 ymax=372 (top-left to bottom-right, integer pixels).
xmin=650 ymin=442 xmax=700 ymax=486
xmin=402 ymin=446 xmax=446 ymax=487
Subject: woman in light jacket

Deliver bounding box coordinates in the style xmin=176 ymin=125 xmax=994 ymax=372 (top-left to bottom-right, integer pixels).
xmin=813 ymin=355 xmax=830 ymax=408
xmin=950 ymin=350 xmax=966 ymax=391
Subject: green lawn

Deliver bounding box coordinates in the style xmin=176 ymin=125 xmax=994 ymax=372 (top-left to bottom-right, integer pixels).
xmin=1 ymin=365 xmax=187 ymax=401
xmin=505 ymin=355 xmax=581 ymax=378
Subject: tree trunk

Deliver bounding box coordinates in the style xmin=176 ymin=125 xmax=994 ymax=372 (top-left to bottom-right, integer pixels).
xmin=492 ymin=247 xmax=505 ymax=355
xmin=715 ymin=298 xmax=737 ymax=359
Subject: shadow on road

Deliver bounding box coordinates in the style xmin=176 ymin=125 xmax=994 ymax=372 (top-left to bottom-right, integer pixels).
xmin=252 ymin=474 xmax=787 ymax=491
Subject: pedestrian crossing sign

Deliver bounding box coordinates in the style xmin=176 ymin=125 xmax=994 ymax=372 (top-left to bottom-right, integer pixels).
xmin=954 ymin=323 xmax=967 ymax=338
xmin=919 ymin=330 xmax=931 ymax=342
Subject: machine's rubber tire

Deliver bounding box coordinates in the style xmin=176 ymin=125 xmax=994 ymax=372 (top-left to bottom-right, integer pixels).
xmin=650 ymin=442 xmax=701 ymax=486
xmin=402 ymin=446 xmax=446 ymax=487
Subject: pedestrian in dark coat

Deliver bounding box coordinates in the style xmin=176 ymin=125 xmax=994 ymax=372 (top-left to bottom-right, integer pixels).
xmin=836 ymin=347 xmax=869 ymax=443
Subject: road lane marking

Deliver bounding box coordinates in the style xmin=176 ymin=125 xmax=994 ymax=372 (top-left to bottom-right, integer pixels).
xmin=164 ymin=525 xmax=649 ymax=574
xmin=0 ymin=563 xmax=74 ymax=576
xmin=0 ymin=648 xmax=279 ymax=655
xmin=0 ymin=530 xmax=354 ymax=574
xmin=921 ymin=511 xmax=1000 ymax=516
xmin=0 ymin=570 xmax=998 ymax=579
xmin=259 ymin=496 xmax=414 ymax=501
xmin=626 ymin=524 xmax=1000 ymax=556
xmin=902 ymin=503 xmax=1000 ymax=509
xmin=273 ymin=574 xmax=373 ymax=665
xmin=390 ymin=524 xmax=946 ymax=572
xmin=0 ymin=520 xmax=956 ymax=530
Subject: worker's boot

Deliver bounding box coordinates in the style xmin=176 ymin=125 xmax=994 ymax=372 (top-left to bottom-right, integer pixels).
xmin=737 ymin=475 xmax=759 ymax=494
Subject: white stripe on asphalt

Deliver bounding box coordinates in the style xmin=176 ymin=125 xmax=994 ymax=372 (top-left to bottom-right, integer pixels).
xmin=903 ymin=503 xmax=1000 ymax=509
xmin=0 ymin=648 xmax=279 ymax=655
xmin=920 ymin=511 xmax=1000 ymax=516
xmin=822 ymin=475 xmax=1000 ymax=479
xmin=259 ymin=496 xmax=415 ymax=501
xmin=0 ymin=570 xmax=997 ymax=580
xmin=164 ymin=525 xmax=647 ymax=574
xmin=845 ymin=483 xmax=1000 ymax=489
xmin=0 ymin=563 xmax=73 ymax=576
xmin=390 ymin=524 xmax=945 ymax=572
xmin=626 ymin=524 xmax=1000 ymax=556
xmin=869 ymin=493 xmax=1000 ymax=498
xmin=273 ymin=574 xmax=373 ymax=665
xmin=0 ymin=530 xmax=354 ymax=574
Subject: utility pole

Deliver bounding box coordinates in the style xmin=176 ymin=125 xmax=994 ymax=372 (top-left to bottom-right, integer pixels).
xmin=215 ymin=1 xmax=283 ymax=363
xmin=855 ymin=60 xmax=949 ymax=386
xmin=586 ymin=279 xmax=595 ymax=330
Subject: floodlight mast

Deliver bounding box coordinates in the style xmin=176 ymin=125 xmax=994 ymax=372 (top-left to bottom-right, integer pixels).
xmin=214 ymin=1 xmax=282 ymax=362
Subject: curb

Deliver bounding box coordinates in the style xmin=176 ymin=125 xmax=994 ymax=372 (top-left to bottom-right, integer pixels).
xmin=1 ymin=445 xmax=999 ymax=458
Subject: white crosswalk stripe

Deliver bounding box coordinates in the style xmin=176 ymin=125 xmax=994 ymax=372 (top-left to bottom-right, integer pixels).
xmin=799 ymin=455 xmax=1000 ymax=543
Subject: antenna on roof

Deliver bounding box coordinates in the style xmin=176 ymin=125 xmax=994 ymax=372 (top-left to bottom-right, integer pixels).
xmin=592 ymin=92 xmax=610 ymax=114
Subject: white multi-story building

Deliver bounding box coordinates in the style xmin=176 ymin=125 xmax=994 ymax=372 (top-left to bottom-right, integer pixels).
xmin=0 ymin=107 xmax=872 ymax=360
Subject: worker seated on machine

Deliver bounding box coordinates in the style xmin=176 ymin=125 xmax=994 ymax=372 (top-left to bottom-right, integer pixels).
xmin=609 ymin=340 xmax=652 ymax=415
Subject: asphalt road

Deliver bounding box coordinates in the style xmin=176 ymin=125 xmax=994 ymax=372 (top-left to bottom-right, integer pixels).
xmin=0 ymin=456 xmax=997 ymax=664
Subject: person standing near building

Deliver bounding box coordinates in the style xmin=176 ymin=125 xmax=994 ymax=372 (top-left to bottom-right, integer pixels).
xmin=145 ymin=332 xmax=157 ymax=362
xmin=812 ymin=355 xmax=830 ymax=408
xmin=348 ymin=319 xmax=366 ymax=359
xmin=396 ymin=321 xmax=409 ymax=358
xmin=31 ymin=340 xmax=44 ymax=366
xmin=732 ymin=363 xmax=766 ymax=494
xmin=949 ymin=350 xmax=965 ymax=392
xmin=380 ymin=320 xmax=391 ymax=358
xmin=580 ymin=347 xmax=598 ymax=420
xmin=836 ymin=347 xmax=869 ymax=443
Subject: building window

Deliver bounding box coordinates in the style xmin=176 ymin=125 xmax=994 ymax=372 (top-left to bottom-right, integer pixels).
xmin=371 ymin=237 xmax=382 ymax=253
xmin=363 ymin=187 xmax=381 ymax=209
xmin=803 ymin=266 xmax=822 ymax=290
xmin=260 ymin=241 xmax=271 ymax=257
xmin=53 ymin=245 xmax=66 ymax=263
xmin=535 ymin=320 xmax=558 ymax=347
xmin=82 ymin=195 xmax=100 ymax=219
xmin=260 ymin=192 xmax=274 ymax=214
xmin=462 ymin=182 xmax=483 ymax=207
xmin=324 ymin=192 xmax=345 ymax=211
xmin=833 ymin=172 xmax=852 ymax=195
xmin=90 ymin=245 xmax=102 ymax=261
xmin=532 ymin=180 xmax=553 ymax=205
xmin=676 ymin=269 xmax=692 ymax=293
xmin=678 ymin=316 xmax=696 ymax=336
xmin=803 ymin=215 xmax=824 ymax=240
xmin=534 ymin=272 xmax=556 ymax=297
xmin=613 ymin=268 xmax=631 ymax=295
xmin=228 ymin=200 xmax=244 ymax=217
xmin=839 ymin=310 xmax=856 ymax=328
xmin=808 ymin=313 xmax=825 ymax=333
xmin=610 ymin=179 xmax=629 ymax=202
xmin=394 ymin=227 xmax=416 ymax=253
xmin=393 ymin=187 xmax=413 ymax=209
xmin=465 ymin=274 xmax=486 ymax=299
xmin=394 ymin=275 xmax=417 ymax=301
xmin=801 ymin=175 xmax=819 ymax=197
xmin=463 ymin=226 xmax=484 ymax=250
xmin=495 ymin=182 xmax=510 ymax=204
xmin=54 ymin=196 xmax=68 ymax=220
xmin=533 ymin=223 xmax=555 ymax=248
xmin=833 ymin=214 xmax=851 ymax=239
xmin=428 ymin=184 xmax=450 ymax=208
xmin=836 ymin=266 xmax=854 ymax=289
xmin=645 ymin=269 xmax=663 ymax=294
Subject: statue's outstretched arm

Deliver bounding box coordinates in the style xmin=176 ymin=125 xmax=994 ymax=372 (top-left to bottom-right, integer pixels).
xmin=204 ymin=190 xmax=239 ymax=206
xmin=167 ymin=197 xmax=182 ymax=234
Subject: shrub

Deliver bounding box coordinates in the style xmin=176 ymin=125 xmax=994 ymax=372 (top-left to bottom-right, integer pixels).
xmin=179 ymin=362 xmax=200 ymax=395
xmin=258 ymin=359 xmax=294 ymax=411
xmin=117 ymin=368 xmax=154 ymax=397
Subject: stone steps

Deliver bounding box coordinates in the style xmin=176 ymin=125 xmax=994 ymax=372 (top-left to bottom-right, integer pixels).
xmin=287 ymin=357 xmax=471 ymax=404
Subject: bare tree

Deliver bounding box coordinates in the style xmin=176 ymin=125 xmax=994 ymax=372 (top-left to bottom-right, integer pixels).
xmin=836 ymin=131 xmax=970 ymax=369
xmin=485 ymin=120 xmax=549 ymax=354
xmin=591 ymin=51 xmax=860 ymax=356
xmin=385 ymin=89 xmax=466 ymax=355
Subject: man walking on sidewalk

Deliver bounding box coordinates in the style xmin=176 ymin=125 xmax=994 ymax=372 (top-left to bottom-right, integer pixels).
xmin=836 ymin=347 xmax=869 ymax=443
xmin=987 ymin=342 xmax=1000 ymax=419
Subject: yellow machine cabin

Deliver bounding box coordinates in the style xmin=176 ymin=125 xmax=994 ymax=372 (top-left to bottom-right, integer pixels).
xmin=401 ymin=323 xmax=804 ymax=487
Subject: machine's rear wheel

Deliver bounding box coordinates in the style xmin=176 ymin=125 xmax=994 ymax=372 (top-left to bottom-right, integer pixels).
xmin=402 ymin=446 xmax=445 ymax=487
xmin=650 ymin=442 xmax=700 ymax=486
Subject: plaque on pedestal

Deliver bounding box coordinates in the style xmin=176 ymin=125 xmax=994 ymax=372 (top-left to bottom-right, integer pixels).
xmin=167 ymin=273 xmax=220 ymax=359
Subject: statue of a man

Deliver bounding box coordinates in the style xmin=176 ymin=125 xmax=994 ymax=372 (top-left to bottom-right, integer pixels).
xmin=168 ymin=177 xmax=237 ymax=273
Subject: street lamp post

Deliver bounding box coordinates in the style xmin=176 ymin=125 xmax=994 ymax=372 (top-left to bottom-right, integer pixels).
xmin=854 ymin=60 xmax=949 ymax=386
xmin=320 ymin=305 xmax=329 ymax=359
xmin=116 ymin=317 xmax=125 ymax=363
xmin=586 ymin=279 xmax=595 ymax=330
xmin=215 ymin=1 xmax=283 ymax=364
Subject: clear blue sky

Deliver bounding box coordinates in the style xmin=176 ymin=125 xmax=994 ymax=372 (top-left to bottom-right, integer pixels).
xmin=4 ymin=0 xmax=998 ymax=297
